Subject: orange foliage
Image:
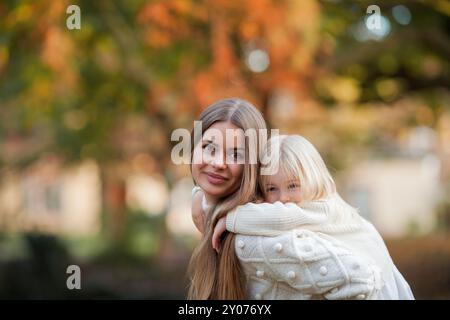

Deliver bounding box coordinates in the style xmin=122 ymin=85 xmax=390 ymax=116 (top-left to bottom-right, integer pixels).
xmin=138 ymin=0 xmax=323 ymax=119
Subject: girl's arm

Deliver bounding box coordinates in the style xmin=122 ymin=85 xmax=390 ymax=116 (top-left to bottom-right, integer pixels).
xmin=192 ymin=187 xmax=205 ymax=233
xmin=225 ymin=201 xmax=328 ymax=236
xmin=212 ymin=200 xmax=328 ymax=250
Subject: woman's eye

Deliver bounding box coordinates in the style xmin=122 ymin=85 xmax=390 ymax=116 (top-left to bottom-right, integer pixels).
xmin=203 ymin=144 xmax=215 ymax=154
xmin=228 ymin=151 xmax=243 ymax=162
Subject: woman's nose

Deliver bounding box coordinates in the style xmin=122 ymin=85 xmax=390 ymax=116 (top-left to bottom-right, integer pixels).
xmin=210 ymin=153 xmax=227 ymax=169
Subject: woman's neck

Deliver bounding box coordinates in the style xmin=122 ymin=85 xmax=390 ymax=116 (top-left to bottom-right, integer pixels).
xmin=203 ymin=193 xmax=218 ymax=206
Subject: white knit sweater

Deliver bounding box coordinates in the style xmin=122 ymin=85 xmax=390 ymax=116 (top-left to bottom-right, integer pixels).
xmin=192 ymin=187 xmax=399 ymax=299
xmin=225 ymin=195 xmax=414 ymax=300
xmin=234 ymin=229 xmax=385 ymax=300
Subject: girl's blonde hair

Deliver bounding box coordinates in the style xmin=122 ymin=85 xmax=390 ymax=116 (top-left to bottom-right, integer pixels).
xmin=259 ymin=135 xmax=364 ymax=233
xmin=187 ymin=98 xmax=267 ymax=300
xmin=260 ymin=135 xmax=337 ymax=201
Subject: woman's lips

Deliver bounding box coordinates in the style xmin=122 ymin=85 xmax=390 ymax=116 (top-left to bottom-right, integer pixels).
xmin=205 ymin=172 xmax=228 ymax=185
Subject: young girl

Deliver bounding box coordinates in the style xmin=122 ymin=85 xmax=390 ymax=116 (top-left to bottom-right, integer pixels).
xmin=208 ymin=134 xmax=414 ymax=299
xmin=189 ymin=99 xmax=387 ymax=300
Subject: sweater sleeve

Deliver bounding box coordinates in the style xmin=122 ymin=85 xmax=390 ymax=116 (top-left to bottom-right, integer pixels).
xmin=225 ymin=201 xmax=328 ymax=236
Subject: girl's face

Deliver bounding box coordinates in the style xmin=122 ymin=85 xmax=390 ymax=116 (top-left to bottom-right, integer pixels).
xmin=192 ymin=121 xmax=245 ymax=203
xmin=262 ymin=171 xmax=302 ymax=203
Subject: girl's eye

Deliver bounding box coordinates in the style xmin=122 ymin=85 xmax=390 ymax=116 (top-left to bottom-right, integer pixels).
xmin=266 ymin=186 xmax=277 ymax=192
xmin=288 ymin=183 xmax=300 ymax=190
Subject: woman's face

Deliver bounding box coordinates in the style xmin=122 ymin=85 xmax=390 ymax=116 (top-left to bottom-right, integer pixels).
xmin=192 ymin=121 xmax=245 ymax=202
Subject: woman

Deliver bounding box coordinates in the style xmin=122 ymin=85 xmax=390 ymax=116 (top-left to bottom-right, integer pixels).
xmin=188 ymin=98 xmax=266 ymax=299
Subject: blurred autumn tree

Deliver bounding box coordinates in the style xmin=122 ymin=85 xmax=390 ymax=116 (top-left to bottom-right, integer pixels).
xmin=0 ymin=0 xmax=449 ymax=252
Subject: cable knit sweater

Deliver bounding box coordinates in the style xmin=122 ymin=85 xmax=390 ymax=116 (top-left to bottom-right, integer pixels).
xmin=225 ymin=194 xmax=414 ymax=300
xmin=234 ymin=229 xmax=384 ymax=300
xmin=192 ymin=187 xmax=392 ymax=299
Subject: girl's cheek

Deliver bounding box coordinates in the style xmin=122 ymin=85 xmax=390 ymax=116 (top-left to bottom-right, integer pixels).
xmin=266 ymin=194 xmax=276 ymax=203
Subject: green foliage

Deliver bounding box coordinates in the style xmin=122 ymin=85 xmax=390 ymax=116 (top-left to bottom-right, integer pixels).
xmin=92 ymin=210 xmax=164 ymax=264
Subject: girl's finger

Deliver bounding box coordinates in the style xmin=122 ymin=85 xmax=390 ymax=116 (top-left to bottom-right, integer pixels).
xmin=212 ymin=234 xmax=218 ymax=252
xmin=213 ymin=236 xmax=221 ymax=253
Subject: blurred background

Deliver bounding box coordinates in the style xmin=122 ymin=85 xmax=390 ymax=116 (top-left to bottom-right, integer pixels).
xmin=0 ymin=0 xmax=449 ymax=299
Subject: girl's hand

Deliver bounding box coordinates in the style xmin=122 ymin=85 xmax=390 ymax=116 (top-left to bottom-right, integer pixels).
xmin=212 ymin=217 xmax=227 ymax=252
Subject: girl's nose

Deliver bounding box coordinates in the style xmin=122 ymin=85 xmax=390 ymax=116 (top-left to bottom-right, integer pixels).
xmin=280 ymin=192 xmax=290 ymax=202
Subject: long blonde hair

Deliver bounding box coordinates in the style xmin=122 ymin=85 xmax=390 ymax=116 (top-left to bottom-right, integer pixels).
xmin=187 ymin=98 xmax=267 ymax=299
xmin=260 ymin=135 xmax=361 ymax=226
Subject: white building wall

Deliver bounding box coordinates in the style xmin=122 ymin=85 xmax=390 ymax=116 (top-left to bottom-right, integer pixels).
xmin=343 ymin=156 xmax=442 ymax=237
